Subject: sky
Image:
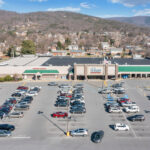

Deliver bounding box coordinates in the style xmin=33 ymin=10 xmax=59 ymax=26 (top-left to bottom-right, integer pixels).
xmin=0 ymin=0 xmax=150 ymax=18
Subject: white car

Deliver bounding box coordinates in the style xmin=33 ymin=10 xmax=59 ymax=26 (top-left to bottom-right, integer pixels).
xmin=114 ymin=123 xmax=129 ymax=131
xmin=26 ymin=91 xmax=38 ymax=96
xmin=8 ymin=112 xmax=24 ymax=118
xmin=70 ymin=128 xmax=88 ymax=136
xmin=30 ymin=86 xmax=41 ymax=89
xmin=121 ymin=102 xmax=136 ymax=107
xmin=71 ymin=99 xmax=85 ymax=104
xmin=108 ymin=107 xmax=122 ymax=113
xmin=124 ymin=106 xmax=140 ymax=113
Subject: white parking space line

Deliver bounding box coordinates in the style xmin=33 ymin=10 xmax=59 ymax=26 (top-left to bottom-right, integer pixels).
xmin=121 ymin=112 xmax=137 ymax=138
xmin=12 ymin=136 xmax=31 ymax=139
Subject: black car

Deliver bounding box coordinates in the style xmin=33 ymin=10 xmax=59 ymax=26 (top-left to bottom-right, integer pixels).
xmin=91 ymin=130 xmax=104 ymax=143
xmin=70 ymin=101 xmax=85 ymax=106
xmin=0 ymin=108 xmax=10 ymax=114
xmin=127 ymin=114 xmax=145 ymax=122
xmin=11 ymin=92 xmax=22 ymax=98
xmin=24 ymin=96 xmax=33 ymax=101
xmin=48 ymin=82 xmax=58 ymax=86
xmin=0 ymin=124 xmax=15 ymax=131
xmin=70 ymin=108 xmax=86 ymax=114
xmin=32 ymin=87 xmax=40 ymax=93
xmin=55 ymin=102 xmax=69 ymax=107
xmin=20 ymin=97 xmax=33 ymax=103
xmin=70 ymin=105 xmax=85 ymax=110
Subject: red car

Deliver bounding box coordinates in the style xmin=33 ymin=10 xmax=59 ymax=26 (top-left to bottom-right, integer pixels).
xmin=52 ymin=112 xmax=68 ymax=118
xmin=118 ymin=98 xmax=130 ymax=104
xmin=17 ymin=86 xmax=28 ymax=90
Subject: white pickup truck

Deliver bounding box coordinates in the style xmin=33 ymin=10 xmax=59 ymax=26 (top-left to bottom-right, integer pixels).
xmin=124 ymin=105 xmax=140 ymax=113
xmin=121 ymin=102 xmax=136 ymax=107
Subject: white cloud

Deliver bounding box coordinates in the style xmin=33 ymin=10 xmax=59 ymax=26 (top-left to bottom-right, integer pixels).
xmin=47 ymin=7 xmax=81 ymax=12
xmin=80 ymin=2 xmax=96 ymax=9
xmin=134 ymin=9 xmax=150 ymax=16
xmin=110 ymin=0 xmax=150 ymax=7
xmin=80 ymin=2 xmax=90 ymax=8
xmin=30 ymin=0 xmax=48 ymax=2
xmin=0 ymin=0 xmax=4 ymax=7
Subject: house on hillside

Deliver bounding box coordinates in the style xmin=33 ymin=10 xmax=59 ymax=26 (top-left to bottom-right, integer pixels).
xmin=70 ymin=50 xmax=85 ymax=57
xmin=87 ymin=50 xmax=102 ymax=57
xmin=110 ymin=47 xmax=123 ymax=58
xmin=51 ymin=50 xmax=67 ymax=56
xmin=101 ymin=42 xmax=110 ymax=50
xmin=68 ymin=45 xmax=79 ymax=50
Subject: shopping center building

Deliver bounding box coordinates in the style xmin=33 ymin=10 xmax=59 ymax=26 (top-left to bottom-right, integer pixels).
xmin=0 ymin=56 xmax=150 ymax=80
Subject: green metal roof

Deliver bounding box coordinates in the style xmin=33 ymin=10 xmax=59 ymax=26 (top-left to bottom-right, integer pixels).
xmin=119 ymin=66 xmax=150 ymax=72
xmin=24 ymin=70 xmax=59 ymax=74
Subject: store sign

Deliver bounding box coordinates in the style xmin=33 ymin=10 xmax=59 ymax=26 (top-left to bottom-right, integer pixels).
xmin=90 ymin=68 xmax=101 ymax=73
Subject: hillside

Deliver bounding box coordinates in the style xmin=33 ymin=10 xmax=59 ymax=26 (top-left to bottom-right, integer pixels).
xmin=0 ymin=10 xmax=149 ymax=33
xmin=108 ymin=16 xmax=150 ymax=28
xmin=0 ymin=10 xmax=150 ymax=53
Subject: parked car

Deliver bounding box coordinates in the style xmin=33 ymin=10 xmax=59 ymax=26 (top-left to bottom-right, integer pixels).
xmin=26 ymin=91 xmax=38 ymax=96
xmin=70 ymin=101 xmax=85 ymax=106
xmin=91 ymin=130 xmax=104 ymax=143
xmin=121 ymin=102 xmax=136 ymax=107
xmin=0 ymin=124 xmax=15 ymax=131
xmin=30 ymin=87 xmax=41 ymax=93
xmin=70 ymin=105 xmax=86 ymax=110
xmin=11 ymin=92 xmax=23 ymax=99
xmin=118 ymin=98 xmax=130 ymax=104
xmin=114 ymin=123 xmax=129 ymax=131
xmin=98 ymin=88 xmax=112 ymax=94
xmin=14 ymin=105 xmax=29 ymax=111
xmin=73 ymin=84 xmax=83 ymax=88
xmin=70 ymin=108 xmax=86 ymax=114
xmin=17 ymin=86 xmax=28 ymax=90
xmin=108 ymin=107 xmax=122 ymax=113
xmin=127 ymin=114 xmax=145 ymax=122
xmin=48 ymin=82 xmax=58 ymax=86
xmin=70 ymin=128 xmax=88 ymax=137
xmin=8 ymin=112 xmax=24 ymax=118
xmin=0 ymin=130 xmax=11 ymax=137
xmin=51 ymin=112 xmax=68 ymax=118
xmin=124 ymin=106 xmax=140 ymax=113
xmin=113 ymin=88 xmax=125 ymax=94
xmin=55 ymin=102 xmax=69 ymax=107
xmin=23 ymin=96 xmax=33 ymax=101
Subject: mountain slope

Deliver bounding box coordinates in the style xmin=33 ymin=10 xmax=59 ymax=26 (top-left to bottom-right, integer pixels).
xmin=108 ymin=16 xmax=150 ymax=27
xmin=0 ymin=10 xmax=149 ymax=33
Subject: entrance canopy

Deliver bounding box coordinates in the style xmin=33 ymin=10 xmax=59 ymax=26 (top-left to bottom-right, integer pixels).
xmin=23 ymin=69 xmax=59 ymax=74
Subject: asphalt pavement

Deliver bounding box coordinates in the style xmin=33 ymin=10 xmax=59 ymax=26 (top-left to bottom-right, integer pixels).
xmin=0 ymin=80 xmax=150 ymax=150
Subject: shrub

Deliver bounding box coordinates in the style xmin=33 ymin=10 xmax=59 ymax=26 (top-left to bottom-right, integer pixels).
xmin=0 ymin=77 xmax=4 ymax=82
xmin=0 ymin=75 xmax=23 ymax=82
xmin=4 ymin=75 xmax=13 ymax=81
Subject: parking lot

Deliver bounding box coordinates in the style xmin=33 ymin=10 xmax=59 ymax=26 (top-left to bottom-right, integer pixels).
xmin=0 ymin=79 xmax=150 ymax=150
